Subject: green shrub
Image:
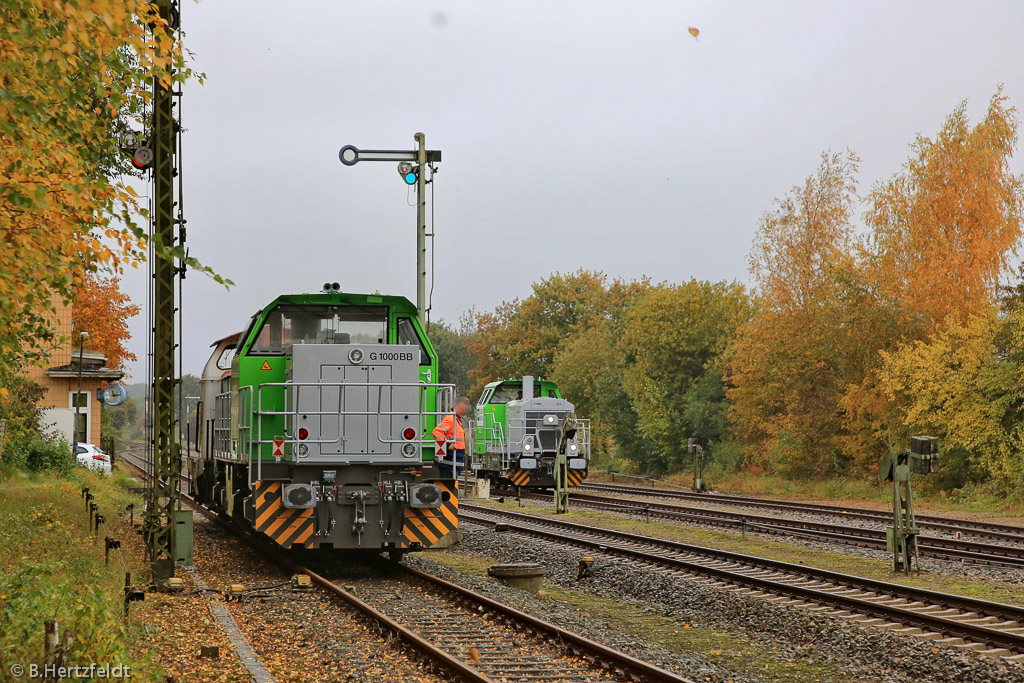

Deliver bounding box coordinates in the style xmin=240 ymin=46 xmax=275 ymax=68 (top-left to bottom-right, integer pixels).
xmin=705 ymin=440 xmax=745 ymax=478
xmin=0 ymin=374 xmax=45 ymax=465
xmin=23 ymin=437 xmax=74 ymax=475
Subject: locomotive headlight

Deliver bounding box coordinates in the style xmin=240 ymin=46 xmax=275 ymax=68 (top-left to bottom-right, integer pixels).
xmin=402 ymin=443 xmax=417 ymax=458
xmin=544 ymin=414 xmax=557 ymax=425
xmin=523 ymin=442 xmax=532 ymax=451
xmin=298 ymin=443 xmax=309 ymax=457
xmin=348 ymin=348 xmax=364 ymax=364
xmin=569 ymin=442 xmax=578 ymax=452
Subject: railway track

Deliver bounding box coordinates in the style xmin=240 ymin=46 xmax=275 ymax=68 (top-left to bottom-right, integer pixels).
xmin=582 ymin=481 xmax=1024 ymax=544
xmin=519 ymin=490 xmax=1024 ymax=568
xmin=461 ymin=503 xmax=1024 ymax=660
xmin=119 ymin=451 xmax=697 ymax=683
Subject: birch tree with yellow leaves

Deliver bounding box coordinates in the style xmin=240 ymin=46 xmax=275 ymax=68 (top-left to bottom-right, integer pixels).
xmin=0 ymin=0 xmax=195 ymax=388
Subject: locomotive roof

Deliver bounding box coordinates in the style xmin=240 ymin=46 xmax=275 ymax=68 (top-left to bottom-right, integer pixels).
xmin=484 ymin=378 xmax=558 ymax=388
xmin=209 ymin=331 xmax=243 ymax=347
xmin=263 ymin=291 xmax=418 ymax=314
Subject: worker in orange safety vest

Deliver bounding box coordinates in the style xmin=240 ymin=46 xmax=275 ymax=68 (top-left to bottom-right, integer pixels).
xmin=432 ymin=396 xmax=469 ymax=479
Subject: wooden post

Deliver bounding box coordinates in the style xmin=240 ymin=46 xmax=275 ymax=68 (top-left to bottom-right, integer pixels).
xmin=44 ymin=620 xmax=59 ymax=680
xmin=57 ymin=629 xmax=75 ymax=672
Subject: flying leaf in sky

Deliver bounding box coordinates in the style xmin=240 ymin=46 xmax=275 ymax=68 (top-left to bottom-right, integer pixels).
xmin=688 ymin=27 xmax=700 ymax=40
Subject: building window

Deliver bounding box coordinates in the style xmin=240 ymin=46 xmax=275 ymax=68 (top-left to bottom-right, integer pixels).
xmin=69 ymin=391 xmax=90 ymax=445
xmin=73 ymin=413 xmax=87 ymax=445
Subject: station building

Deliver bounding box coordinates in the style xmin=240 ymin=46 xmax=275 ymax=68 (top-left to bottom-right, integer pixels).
xmin=22 ymin=298 xmax=123 ymax=446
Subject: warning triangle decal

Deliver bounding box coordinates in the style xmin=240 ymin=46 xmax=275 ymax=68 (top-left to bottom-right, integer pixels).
xmin=260 ymin=360 xmax=272 ymax=371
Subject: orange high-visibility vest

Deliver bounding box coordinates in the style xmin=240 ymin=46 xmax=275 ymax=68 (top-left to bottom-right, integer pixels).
xmin=432 ymin=414 xmax=465 ymax=456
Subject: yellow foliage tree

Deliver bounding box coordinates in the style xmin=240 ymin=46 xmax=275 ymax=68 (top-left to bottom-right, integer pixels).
xmin=0 ymin=0 xmax=194 ymax=379
xmin=878 ymin=308 xmax=1024 ymax=488
xmin=865 ymin=90 xmax=1023 ymax=330
xmin=844 ymin=92 xmax=1024 ymax=468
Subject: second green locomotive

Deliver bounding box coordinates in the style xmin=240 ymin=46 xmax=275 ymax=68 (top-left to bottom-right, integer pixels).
xmin=472 ymin=376 xmax=591 ymax=489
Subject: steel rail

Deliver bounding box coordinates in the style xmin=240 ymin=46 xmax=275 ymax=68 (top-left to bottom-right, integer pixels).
xmin=120 ymin=451 xmax=492 ymax=682
xmin=462 ymin=504 xmax=1024 ymax=654
xmin=120 ymin=451 xmax=697 ymax=683
xmin=525 ymin=491 xmax=1024 ymax=568
xmin=398 ymin=564 xmax=697 ymax=683
xmin=582 ymin=482 xmax=1024 ymax=543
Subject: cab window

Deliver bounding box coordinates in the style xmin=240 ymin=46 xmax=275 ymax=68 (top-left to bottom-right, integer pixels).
xmin=396 ymin=318 xmax=430 ymax=365
xmin=488 ymin=385 xmax=522 ymax=404
xmin=216 ymin=346 xmax=236 ymax=370
xmin=249 ymin=305 xmax=387 ymax=354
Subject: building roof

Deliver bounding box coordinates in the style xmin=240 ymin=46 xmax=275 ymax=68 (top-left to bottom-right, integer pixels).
xmin=46 ymin=351 xmax=124 ymax=380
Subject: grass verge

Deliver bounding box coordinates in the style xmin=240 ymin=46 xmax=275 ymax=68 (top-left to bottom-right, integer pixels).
xmin=0 ymin=465 xmax=162 ymax=681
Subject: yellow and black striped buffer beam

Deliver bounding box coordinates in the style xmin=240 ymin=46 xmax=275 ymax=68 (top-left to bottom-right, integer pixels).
xmin=253 ymin=481 xmax=315 ymax=548
xmin=567 ymin=469 xmax=588 ymax=487
xmin=402 ymin=480 xmax=459 ymax=548
xmin=508 ymin=469 xmax=531 ymax=487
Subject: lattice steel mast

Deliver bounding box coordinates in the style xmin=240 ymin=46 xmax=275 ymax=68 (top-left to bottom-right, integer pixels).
xmin=143 ymin=0 xmax=185 ymax=582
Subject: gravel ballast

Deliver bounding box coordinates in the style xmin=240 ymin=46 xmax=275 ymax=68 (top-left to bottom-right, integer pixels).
xmin=442 ymin=523 xmax=1024 ymax=683
xmin=523 ymin=493 xmax=1024 ymax=584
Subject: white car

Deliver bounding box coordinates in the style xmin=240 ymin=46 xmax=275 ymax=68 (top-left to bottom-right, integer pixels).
xmin=74 ymin=443 xmax=112 ymax=475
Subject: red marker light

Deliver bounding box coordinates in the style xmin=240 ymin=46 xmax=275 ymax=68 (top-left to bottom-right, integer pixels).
xmin=402 ymin=427 xmax=416 ymax=440
xmin=298 ymin=428 xmax=309 ymax=440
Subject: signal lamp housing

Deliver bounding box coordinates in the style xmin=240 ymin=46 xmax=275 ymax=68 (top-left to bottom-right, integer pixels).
xmin=397 ymin=161 xmax=418 ymax=185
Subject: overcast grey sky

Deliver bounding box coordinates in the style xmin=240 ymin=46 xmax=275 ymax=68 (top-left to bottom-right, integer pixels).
xmin=119 ymin=0 xmax=1024 ymax=379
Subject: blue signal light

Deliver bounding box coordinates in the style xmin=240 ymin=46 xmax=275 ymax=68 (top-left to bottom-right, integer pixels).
xmin=403 ymin=172 xmax=417 ymax=185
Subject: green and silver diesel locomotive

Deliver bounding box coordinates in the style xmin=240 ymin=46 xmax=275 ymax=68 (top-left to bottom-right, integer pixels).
xmin=472 ymin=376 xmax=591 ymax=489
xmin=190 ymin=287 xmax=459 ymax=556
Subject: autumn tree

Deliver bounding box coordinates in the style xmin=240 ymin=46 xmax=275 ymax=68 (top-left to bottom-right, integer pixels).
xmin=72 ymin=274 xmax=140 ymax=371
xmin=727 ymin=152 xmax=866 ymax=477
xmin=846 ymin=93 xmax=1024 ymax=470
xmin=878 ymin=307 xmax=1024 ymax=490
xmin=865 ymin=90 xmax=1023 ymax=330
xmin=467 ymin=270 xmax=648 ymax=393
xmin=733 ymin=93 xmax=1024 ymax=481
xmin=429 ymin=315 xmax=478 ymax=397
xmin=0 ymin=1 xmax=199 ymax=385
xmin=618 ymin=281 xmax=750 ymax=473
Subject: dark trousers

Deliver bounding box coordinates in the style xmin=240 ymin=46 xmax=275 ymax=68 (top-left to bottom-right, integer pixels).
xmin=438 ymin=448 xmax=465 ymax=479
